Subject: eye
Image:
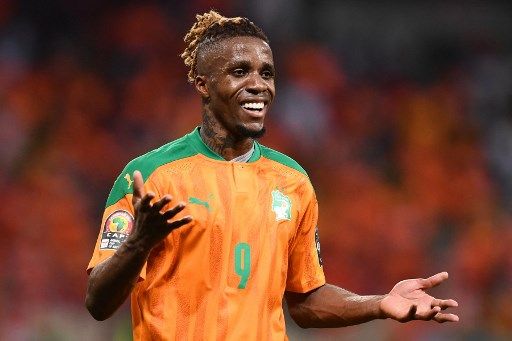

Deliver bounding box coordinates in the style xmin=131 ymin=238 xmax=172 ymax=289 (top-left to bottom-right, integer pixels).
xmin=233 ymin=68 xmax=247 ymax=77
xmin=261 ymin=70 xmax=274 ymax=80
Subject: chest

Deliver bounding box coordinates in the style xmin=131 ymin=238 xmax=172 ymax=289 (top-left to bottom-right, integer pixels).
xmin=145 ymin=162 xmax=306 ymax=289
xmin=163 ymin=162 xmax=302 ymax=241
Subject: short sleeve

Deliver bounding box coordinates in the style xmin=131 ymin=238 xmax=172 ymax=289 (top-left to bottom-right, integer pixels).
xmin=285 ymin=184 xmax=325 ymax=293
xmin=86 ymin=169 xmax=158 ymax=280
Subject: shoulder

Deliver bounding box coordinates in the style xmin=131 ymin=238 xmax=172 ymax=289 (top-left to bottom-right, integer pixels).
xmin=123 ymin=134 xmax=194 ymax=179
xmin=106 ymin=133 xmax=196 ymax=207
xmin=258 ymin=144 xmax=309 ymax=178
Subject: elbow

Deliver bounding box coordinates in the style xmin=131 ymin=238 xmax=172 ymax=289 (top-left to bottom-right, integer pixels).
xmin=293 ymin=318 xmax=311 ymax=329
xmin=288 ymin=306 xmax=314 ymax=329
xmin=85 ymin=271 xmax=114 ymax=321
xmin=286 ymin=290 xmax=322 ymax=329
xmin=85 ymin=292 xmax=111 ymax=321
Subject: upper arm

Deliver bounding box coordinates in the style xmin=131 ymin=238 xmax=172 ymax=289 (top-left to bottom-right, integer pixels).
xmin=285 ymin=288 xmax=315 ymax=308
xmin=285 ymin=285 xmax=325 ymax=328
xmin=286 ymin=182 xmax=325 ymax=292
xmin=87 ymin=200 xmax=135 ymax=271
xmin=87 ymin=167 xmax=147 ymax=276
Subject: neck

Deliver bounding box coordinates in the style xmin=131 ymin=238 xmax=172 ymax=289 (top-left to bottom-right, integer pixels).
xmin=200 ymin=113 xmax=254 ymax=161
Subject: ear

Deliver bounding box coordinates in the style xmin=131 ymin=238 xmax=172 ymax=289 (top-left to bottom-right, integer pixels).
xmin=194 ymin=75 xmax=209 ymax=99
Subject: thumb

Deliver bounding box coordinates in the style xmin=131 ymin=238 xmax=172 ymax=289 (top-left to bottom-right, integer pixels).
xmin=132 ymin=170 xmax=145 ymax=206
xmin=420 ymin=272 xmax=449 ymax=289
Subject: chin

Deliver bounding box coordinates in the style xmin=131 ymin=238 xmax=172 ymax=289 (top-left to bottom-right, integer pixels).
xmin=236 ymin=124 xmax=266 ymax=139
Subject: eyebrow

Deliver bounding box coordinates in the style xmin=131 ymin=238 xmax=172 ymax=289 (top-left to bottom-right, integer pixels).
xmin=226 ymin=60 xmax=275 ymax=72
xmin=227 ymin=60 xmax=251 ymax=69
xmin=261 ymin=62 xmax=275 ymax=73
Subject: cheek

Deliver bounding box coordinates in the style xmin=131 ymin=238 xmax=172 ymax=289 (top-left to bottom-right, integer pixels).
xmin=268 ymin=83 xmax=276 ymax=101
xmin=219 ymin=83 xmax=242 ymax=103
xmin=207 ymin=83 xmax=227 ymax=103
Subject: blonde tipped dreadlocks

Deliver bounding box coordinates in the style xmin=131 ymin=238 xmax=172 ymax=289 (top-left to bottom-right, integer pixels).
xmin=181 ymin=10 xmax=269 ymax=83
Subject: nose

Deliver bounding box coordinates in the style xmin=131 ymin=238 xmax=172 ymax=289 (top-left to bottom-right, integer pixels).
xmin=246 ymin=72 xmax=267 ymax=94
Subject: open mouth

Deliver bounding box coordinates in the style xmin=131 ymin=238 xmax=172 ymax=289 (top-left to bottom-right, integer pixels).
xmin=241 ymin=102 xmax=265 ymax=112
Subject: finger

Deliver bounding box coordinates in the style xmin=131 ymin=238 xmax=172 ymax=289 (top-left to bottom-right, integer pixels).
xmin=162 ymin=202 xmax=187 ymax=220
xmin=434 ymin=312 xmax=460 ymax=323
xmin=132 ymin=171 xmax=145 ymax=205
xmin=152 ymin=195 xmax=172 ymax=212
xmin=417 ymin=306 xmax=441 ymax=321
xmin=167 ymin=215 xmax=193 ymax=230
xmin=139 ymin=192 xmax=155 ymax=212
xmin=420 ymin=272 xmax=449 ymax=289
xmin=405 ymin=304 xmax=417 ymax=322
xmin=431 ymin=299 xmax=458 ymax=310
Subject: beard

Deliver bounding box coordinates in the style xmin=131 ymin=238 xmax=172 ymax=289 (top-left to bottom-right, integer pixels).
xmin=236 ymin=124 xmax=266 ymax=139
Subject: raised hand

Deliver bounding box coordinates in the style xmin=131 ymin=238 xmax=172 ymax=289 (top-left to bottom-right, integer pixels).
xmin=128 ymin=170 xmax=193 ymax=250
xmin=380 ymin=272 xmax=459 ymax=323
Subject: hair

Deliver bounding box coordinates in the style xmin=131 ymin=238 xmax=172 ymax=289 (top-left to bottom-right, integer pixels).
xmin=181 ymin=10 xmax=269 ymax=83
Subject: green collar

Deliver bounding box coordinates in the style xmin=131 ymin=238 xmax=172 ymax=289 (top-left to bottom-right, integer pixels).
xmin=188 ymin=127 xmax=261 ymax=162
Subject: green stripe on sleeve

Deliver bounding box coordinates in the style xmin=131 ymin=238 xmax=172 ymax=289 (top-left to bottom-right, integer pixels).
xmin=105 ymin=133 xmax=197 ymax=207
xmin=259 ymin=144 xmax=308 ymax=176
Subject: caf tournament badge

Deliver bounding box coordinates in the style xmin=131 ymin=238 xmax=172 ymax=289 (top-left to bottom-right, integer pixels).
xmin=100 ymin=210 xmax=134 ymax=250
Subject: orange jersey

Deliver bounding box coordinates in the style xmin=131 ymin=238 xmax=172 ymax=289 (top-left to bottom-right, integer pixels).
xmin=87 ymin=128 xmax=325 ymax=340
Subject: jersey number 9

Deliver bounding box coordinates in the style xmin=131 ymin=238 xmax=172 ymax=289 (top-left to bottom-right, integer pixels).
xmin=234 ymin=242 xmax=251 ymax=289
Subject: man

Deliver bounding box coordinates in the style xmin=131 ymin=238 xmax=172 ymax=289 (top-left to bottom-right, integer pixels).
xmin=86 ymin=10 xmax=458 ymax=340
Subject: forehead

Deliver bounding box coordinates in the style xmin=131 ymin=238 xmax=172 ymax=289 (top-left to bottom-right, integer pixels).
xmin=203 ymin=36 xmax=273 ymax=68
xmin=222 ymin=36 xmax=272 ymax=59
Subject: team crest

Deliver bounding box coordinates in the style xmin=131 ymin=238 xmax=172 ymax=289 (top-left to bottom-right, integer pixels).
xmin=100 ymin=210 xmax=134 ymax=250
xmin=271 ymin=189 xmax=292 ymax=221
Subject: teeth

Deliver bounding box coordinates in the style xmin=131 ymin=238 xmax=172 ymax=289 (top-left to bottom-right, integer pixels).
xmin=242 ymin=102 xmax=264 ymax=110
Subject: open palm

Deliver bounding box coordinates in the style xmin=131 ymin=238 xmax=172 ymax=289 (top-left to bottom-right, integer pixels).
xmin=380 ymin=272 xmax=459 ymax=323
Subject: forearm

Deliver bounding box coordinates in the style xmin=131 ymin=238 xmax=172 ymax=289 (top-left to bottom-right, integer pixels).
xmin=85 ymin=239 xmax=151 ymax=320
xmin=286 ymin=284 xmax=386 ymax=328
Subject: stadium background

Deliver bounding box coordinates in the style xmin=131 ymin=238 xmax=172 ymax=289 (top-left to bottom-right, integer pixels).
xmin=1 ymin=1 xmax=511 ymax=340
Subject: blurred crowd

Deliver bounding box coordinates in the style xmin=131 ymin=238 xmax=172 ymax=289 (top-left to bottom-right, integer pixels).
xmin=0 ymin=1 xmax=511 ymax=340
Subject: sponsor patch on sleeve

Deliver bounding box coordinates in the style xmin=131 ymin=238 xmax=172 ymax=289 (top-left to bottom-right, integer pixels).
xmin=99 ymin=210 xmax=134 ymax=250
xmin=315 ymin=226 xmax=323 ymax=267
